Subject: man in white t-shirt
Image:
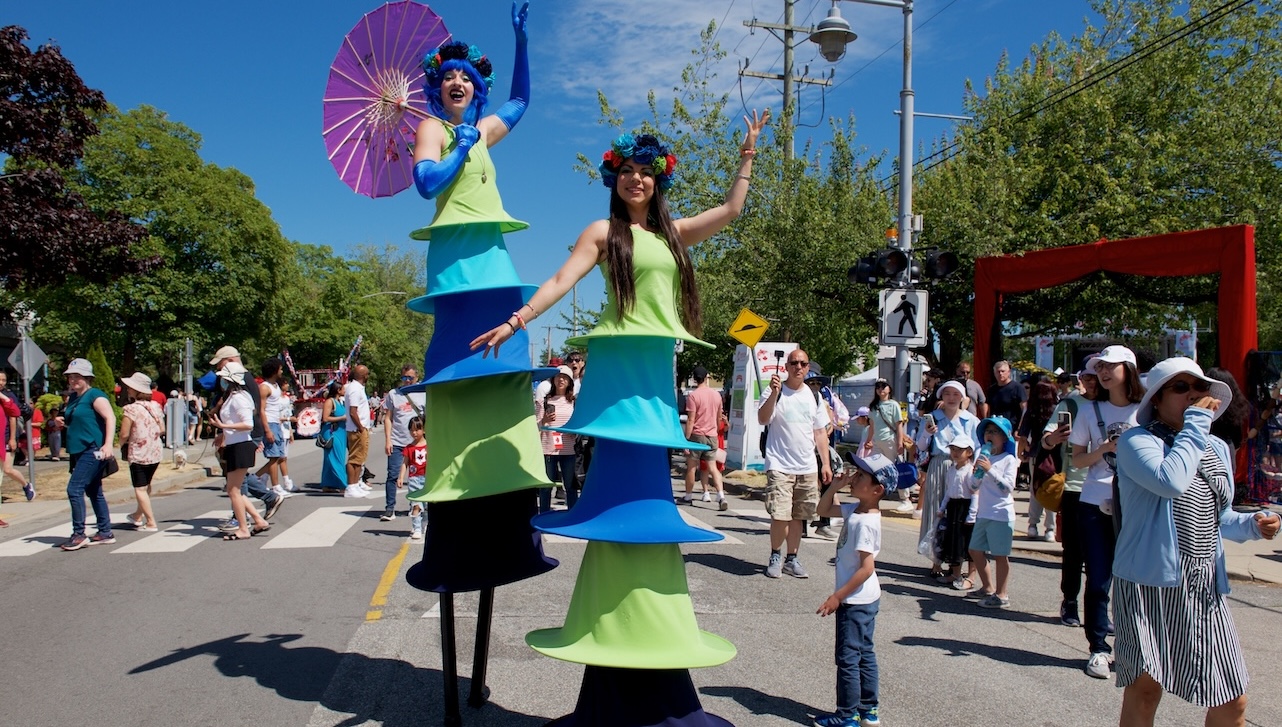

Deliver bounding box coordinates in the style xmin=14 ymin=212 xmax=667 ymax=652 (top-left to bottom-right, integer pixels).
xmin=381 ymin=365 xmax=426 ymax=520
xmin=757 ymin=348 xmax=832 ymax=579
xmin=343 ymin=365 xmax=372 ymax=497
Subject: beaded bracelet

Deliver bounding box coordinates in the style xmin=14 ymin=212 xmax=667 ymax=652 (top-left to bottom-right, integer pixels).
xmin=512 ymin=311 xmax=527 ymax=329
xmin=740 ymin=149 xmax=757 ymax=157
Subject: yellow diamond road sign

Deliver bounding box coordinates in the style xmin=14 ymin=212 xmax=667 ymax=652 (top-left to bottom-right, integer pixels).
xmin=728 ymin=308 xmax=769 ymax=348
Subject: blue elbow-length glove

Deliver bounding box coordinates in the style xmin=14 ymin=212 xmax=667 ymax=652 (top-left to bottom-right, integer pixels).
xmin=413 ymin=124 xmax=480 ymax=199
xmin=494 ymin=1 xmax=530 ymax=131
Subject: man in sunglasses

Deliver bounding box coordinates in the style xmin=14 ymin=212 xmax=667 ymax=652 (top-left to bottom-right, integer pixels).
xmin=757 ymin=348 xmax=832 ymax=579
xmin=381 ymin=365 xmax=425 ymax=522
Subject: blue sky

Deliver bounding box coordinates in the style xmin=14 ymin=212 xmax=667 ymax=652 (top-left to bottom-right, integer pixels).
xmin=9 ymin=0 xmax=1099 ymax=354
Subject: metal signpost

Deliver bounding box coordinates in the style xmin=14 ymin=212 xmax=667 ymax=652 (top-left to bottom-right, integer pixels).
xmin=9 ymin=313 xmax=47 ymax=486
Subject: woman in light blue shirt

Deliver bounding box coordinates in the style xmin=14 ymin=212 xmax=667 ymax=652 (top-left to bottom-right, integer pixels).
xmin=1114 ymin=357 xmax=1280 ymax=726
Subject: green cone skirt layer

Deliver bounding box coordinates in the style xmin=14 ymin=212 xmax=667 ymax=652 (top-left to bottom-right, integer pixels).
xmin=408 ymin=372 xmax=551 ymax=503
xmin=526 ymin=541 xmax=736 ymax=669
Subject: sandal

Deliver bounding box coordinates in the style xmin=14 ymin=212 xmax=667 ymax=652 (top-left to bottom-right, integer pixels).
xmin=222 ymin=532 xmax=249 ymax=541
xmin=951 ymin=577 xmax=974 ymax=591
xmin=251 ymin=525 xmax=271 ymax=536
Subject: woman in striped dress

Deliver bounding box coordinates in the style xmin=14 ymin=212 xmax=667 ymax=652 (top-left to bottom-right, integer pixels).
xmin=1114 ymin=357 xmax=1280 ymax=726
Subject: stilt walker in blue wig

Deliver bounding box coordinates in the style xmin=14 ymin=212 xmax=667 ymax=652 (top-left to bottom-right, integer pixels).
xmin=471 ymin=109 xmax=770 ymax=726
xmin=403 ymin=4 xmax=561 ymax=726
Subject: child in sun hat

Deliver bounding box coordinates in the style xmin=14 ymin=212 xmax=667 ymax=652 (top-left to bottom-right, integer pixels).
xmin=967 ymin=416 xmax=1019 ymax=608
xmin=939 ymin=432 xmax=979 ymax=590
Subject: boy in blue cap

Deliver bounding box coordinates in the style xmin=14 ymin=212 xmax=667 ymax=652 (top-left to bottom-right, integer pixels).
xmin=967 ymin=416 xmax=1019 ymax=608
xmin=813 ymin=452 xmax=899 ymax=727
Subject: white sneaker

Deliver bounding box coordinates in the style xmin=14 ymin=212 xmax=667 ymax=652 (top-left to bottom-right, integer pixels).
xmin=893 ymin=501 xmax=915 ymax=515
xmin=273 ymin=485 xmax=294 ymax=499
xmin=410 ymin=528 xmax=423 ymax=541
xmin=1085 ymin=652 xmax=1112 ymax=679
xmin=284 ymin=477 xmax=299 ymax=492
xmin=701 ymin=491 xmax=712 ymax=503
xmin=718 ymin=495 xmax=728 ymax=512
xmin=1043 ymin=530 xmax=1057 ymax=542
xmin=344 ymin=485 xmax=367 ymax=498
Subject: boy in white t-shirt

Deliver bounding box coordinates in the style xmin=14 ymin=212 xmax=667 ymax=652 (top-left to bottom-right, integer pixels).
xmin=813 ymin=452 xmax=899 ymax=727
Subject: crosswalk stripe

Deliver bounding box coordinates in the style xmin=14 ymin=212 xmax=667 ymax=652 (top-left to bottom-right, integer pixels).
xmin=0 ymin=514 xmax=131 ymax=557
xmin=112 ymin=511 xmax=226 ymax=553
xmin=260 ymin=505 xmax=374 ymax=549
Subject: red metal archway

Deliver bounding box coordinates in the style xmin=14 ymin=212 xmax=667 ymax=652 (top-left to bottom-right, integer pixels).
xmin=973 ymin=225 xmax=1256 ymax=388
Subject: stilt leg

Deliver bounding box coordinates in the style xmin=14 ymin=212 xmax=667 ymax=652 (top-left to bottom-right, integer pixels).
xmin=468 ymin=587 xmax=495 ymax=708
xmin=439 ymin=593 xmax=462 ymax=727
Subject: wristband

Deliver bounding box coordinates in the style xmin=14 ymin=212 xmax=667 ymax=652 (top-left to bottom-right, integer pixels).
xmin=737 ymin=174 xmax=751 ymax=182
xmin=740 ymin=149 xmax=756 ymax=157
xmin=512 ymin=311 xmax=527 ymax=329
xmin=504 ymin=320 xmax=517 ymax=333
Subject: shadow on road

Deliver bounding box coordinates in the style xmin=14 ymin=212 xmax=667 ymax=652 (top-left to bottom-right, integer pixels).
xmin=881 ymin=581 xmax=1056 ymax=625
xmin=685 ymin=551 xmax=764 ymax=578
xmin=895 ymin=635 xmax=1084 ymax=669
xmin=128 ymin=632 xmax=546 ymax=727
xmin=700 ymin=685 xmax=817 ymax=724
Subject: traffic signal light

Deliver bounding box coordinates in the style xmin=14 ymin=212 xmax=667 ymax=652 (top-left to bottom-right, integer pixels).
xmin=922 ymin=249 xmax=959 ymax=279
xmin=849 ymin=249 xmax=910 ymax=286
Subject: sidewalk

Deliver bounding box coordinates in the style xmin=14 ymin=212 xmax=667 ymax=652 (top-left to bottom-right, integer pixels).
xmin=720 ymin=469 xmax=1282 ymax=586
xmin=0 ymin=444 xmax=221 ymax=530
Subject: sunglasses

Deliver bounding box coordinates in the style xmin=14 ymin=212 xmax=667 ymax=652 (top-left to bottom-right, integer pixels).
xmin=567 ymin=359 xmax=583 ymax=364
xmin=1167 ymin=379 xmax=1212 ymax=395
xmin=401 ymin=375 xmax=415 ymax=381
xmin=787 ymin=360 xmax=809 ymax=367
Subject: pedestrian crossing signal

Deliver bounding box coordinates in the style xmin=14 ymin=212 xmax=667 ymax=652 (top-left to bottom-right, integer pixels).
xmin=849 ymin=249 xmax=909 ymax=285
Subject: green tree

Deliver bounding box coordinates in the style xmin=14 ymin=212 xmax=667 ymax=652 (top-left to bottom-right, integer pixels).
xmin=83 ymin=341 xmax=122 ymax=423
xmin=912 ymin=0 xmax=1282 ymax=364
xmin=26 ymin=105 xmax=294 ymax=376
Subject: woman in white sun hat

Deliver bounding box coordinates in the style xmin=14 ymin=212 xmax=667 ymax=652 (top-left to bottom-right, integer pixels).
xmin=1113 ymin=356 xmax=1280 ymax=726
xmin=56 ymin=358 xmax=118 ymax=551
xmin=1068 ymin=344 xmax=1145 ymax=680
xmin=120 ymin=372 xmax=164 ymax=531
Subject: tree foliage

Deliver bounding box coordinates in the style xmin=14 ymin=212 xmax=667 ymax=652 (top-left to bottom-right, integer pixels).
xmin=913 ymin=0 xmax=1282 ymax=365
xmin=0 ymin=26 xmax=148 ymax=287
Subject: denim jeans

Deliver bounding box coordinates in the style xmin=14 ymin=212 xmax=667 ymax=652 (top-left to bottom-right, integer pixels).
xmin=241 ymin=472 xmax=276 ymax=505
xmin=1059 ymin=491 xmax=1084 ymax=604
xmin=1079 ymin=500 xmax=1115 ymax=654
xmin=835 ymin=600 xmax=880 ymax=718
xmin=385 ymin=446 xmax=404 ymax=510
xmin=66 ymin=452 xmax=110 ymax=537
xmin=538 ymin=453 xmax=578 ymax=513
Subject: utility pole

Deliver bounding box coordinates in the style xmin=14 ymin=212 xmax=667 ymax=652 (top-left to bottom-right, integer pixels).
xmin=741 ymin=0 xmax=834 ymax=159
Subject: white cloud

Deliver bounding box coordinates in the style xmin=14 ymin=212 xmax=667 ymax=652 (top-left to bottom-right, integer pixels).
xmin=539 ymin=0 xmax=919 ymax=124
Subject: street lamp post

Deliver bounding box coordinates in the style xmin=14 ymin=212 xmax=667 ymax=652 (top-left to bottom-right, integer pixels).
xmin=811 ymin=0 xmax=916 ymax=400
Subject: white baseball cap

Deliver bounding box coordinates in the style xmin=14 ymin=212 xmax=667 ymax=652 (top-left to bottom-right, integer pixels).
xmin=64 ymin=358 xmax=94 ymax=377
xmin=1094 ymin=345 xmax=1137 ymax=368
xmin=209 ymin=345 xmax=240 ymax=365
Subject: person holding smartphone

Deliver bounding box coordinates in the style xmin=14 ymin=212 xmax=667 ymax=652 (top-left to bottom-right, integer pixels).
xmin=537 ymin=365 xmax=578 ymax=514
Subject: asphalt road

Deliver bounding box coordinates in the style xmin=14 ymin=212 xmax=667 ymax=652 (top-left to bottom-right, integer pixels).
xmin=2 ymin=431 xmax=1280 ymax=727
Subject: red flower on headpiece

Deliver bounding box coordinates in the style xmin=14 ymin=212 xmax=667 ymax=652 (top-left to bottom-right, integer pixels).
xmin=665 ymin=154 xmax=678 ymax=171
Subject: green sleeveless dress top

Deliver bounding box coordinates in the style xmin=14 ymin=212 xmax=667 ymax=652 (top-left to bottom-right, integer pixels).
xmin=409 ymin=123 xmax=527 ymax=240
xmin=569 ymin=226 xmax=712 ymax=348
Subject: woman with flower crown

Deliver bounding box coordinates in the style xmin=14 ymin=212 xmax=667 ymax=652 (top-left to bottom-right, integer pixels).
xmin=470 ymin=110 xmax=769 ymax=355
xmin=411 ymin=2 xmax=529 ymax=210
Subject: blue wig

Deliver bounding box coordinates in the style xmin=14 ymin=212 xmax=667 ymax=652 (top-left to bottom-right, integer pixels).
xmin=422 ymin=42 xmax=494 ymax=126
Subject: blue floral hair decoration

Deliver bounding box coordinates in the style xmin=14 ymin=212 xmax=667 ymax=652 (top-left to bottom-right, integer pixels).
xmin=422 ymin=41 xmax=496 ymax=92
xmin=599 ymin=133 xmax=678 ymax=192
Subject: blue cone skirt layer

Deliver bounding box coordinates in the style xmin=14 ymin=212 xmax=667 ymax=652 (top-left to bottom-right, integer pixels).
xmin=555 ymin=336 xmax=711 ymax=450
xmin=402 ymin=287 xmax=558 ymax=388
xmin=534 ymin=438 xmax=724 ymax=544
xmin=406 ymin=489 xmax=558 ymax=593
xmin=546 ymin=666 xmax=733 ymax=727
xmin=408 ymin=373 xmax=551 ymax=503
xmin=408 ymin=223 xmax=535 ymax=313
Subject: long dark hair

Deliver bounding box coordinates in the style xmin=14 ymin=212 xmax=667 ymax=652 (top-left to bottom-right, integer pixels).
xmin=605 ymin=184 xmax=703 ymax=334
xmin=1206 ymin=366 xmax=1248 ymax=448
xmin=1027 ymin=381 xmax=1059 ymax=432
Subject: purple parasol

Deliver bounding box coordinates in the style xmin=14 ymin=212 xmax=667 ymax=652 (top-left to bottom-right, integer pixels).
xmin=323 ymin=1 xmax=451 ymax=198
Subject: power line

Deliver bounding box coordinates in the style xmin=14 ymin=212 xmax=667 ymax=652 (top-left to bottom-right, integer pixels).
xmin=879 ymin=0 xmax=1254 ymax=189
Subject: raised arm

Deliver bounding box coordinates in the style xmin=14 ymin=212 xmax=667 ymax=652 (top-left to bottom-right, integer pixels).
xmin=480 ymin=1 xmax=530 ymax=147
xmin=470 ymin=220 xmax=607 ymax=356
xmin=673 ymin=109 xmax=769 ymax=246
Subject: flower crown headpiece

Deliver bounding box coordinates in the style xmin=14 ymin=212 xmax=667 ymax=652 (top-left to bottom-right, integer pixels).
xmin=422 ymin=40 xmax=496 ymax=92
xmin=599 ymin=133 xmax=678 ymax=192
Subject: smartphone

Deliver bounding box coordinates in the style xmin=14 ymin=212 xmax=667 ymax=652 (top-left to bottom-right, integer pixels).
xmin=544 ymin=403 xmax=556 ymax=416
xmin=1056 ymin=410 xmax=1072 ymax=428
